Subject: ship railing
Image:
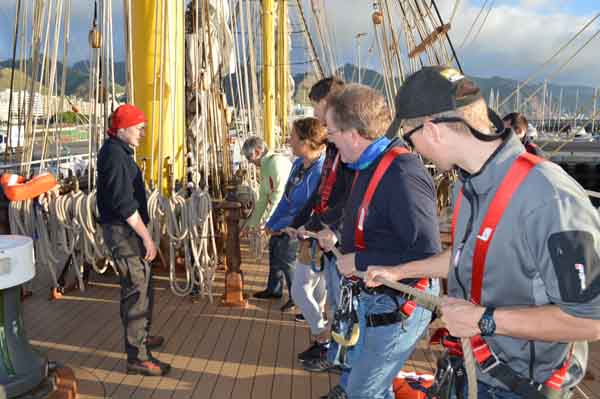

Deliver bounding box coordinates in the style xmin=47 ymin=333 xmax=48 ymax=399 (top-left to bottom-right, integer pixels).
xmin=0 ymin=153 xmax=90 ymax=177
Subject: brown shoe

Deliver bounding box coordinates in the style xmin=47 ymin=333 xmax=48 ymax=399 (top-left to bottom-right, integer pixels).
xmin=126 ymin=360 xmax=169 ymax=376
xmin=146 ymin=335 xmax=165 ymax=349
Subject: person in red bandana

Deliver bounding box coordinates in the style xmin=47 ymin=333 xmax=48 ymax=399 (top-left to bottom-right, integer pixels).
xmin=97 ymin=104 xmax=170 ymax=376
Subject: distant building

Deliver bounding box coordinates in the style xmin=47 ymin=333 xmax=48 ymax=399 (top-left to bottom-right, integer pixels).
xmin=0 ymin=89 xmax=45 ymax=122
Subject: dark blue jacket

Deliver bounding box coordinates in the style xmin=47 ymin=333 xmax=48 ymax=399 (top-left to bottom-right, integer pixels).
xmin=290 ymin=143 xmax=353 ymax=231
xmin=340 ymin=139 xmax=441 ymax=271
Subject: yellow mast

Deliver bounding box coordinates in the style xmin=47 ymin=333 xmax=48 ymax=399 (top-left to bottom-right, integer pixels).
xmin=130 ymin=0 xmax=185 ymax=194
xmin=277 ymin=0 xmax=289 ymax=145
xmin=262 ymin=0 xmax=276 ymax=149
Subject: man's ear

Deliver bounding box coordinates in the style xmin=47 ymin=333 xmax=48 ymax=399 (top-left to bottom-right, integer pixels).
xmin=422 ymin=121 xmax=443 ymax=144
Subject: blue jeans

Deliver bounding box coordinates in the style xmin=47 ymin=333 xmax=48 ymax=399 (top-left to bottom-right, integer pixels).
xmin=345 ymin=281 xmax=439 ymax=399
xmin=323 ymin=254 xmax=342 ymax=312
xmin=266 ymin=234 xmax=298 ymax=296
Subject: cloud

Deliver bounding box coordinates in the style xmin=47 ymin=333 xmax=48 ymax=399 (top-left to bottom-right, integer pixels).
xmin=450 ymin=2 xmax=600 ymax=86
xmin=519 ymin=0 xmax=556 ymax=9
xmin=309 ymin=0 xmax=600 ymax=87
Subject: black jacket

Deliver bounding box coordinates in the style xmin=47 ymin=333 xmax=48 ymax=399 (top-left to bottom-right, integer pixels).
xmin=290 ymin=143 xmax=353 ymax=231
xmin=97 ymin=137 xmax=149 ymax=225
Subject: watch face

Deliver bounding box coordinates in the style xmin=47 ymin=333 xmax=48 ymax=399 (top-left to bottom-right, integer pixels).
xmin=479 ymin=317 xmax=495 ymax=336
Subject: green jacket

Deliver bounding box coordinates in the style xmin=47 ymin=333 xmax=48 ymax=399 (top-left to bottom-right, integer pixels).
xmin=246 ymin=151 xmax=292 ymax=228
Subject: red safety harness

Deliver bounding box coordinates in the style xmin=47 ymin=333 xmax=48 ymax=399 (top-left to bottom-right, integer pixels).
xmin=353 ymin=146 xmax=429 ymax=318
xmin=314 ymin=153 xmax=340 ymax=215
xmin=450 ymin=152 xmax=571 ymax=395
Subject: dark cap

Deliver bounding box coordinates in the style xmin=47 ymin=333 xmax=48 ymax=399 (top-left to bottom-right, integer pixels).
xmin=385 ymin=66 xmax=483 ymax=139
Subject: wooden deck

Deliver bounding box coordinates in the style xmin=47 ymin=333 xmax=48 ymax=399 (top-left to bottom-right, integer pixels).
xmin=23 ymin=244 xmax=600 ymax=399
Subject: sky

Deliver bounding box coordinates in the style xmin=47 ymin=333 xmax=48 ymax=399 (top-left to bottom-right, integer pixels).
xmin=0 ymin=0 xmax=598 ymax=87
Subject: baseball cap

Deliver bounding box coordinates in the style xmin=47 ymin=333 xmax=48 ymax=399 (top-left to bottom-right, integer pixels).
xmin=385 ymin=66 xmax=484 ymax=139
xmin=107 ymin=104 xmax=147 ymax=136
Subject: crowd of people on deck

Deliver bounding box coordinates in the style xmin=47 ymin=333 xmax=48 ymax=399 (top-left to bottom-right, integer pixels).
xmin=99 ymin=67 xmax=600 ymax=398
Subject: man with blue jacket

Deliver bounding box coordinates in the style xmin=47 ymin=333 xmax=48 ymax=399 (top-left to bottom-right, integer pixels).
xmin=317 ymin=84 xmax=441 ymax=399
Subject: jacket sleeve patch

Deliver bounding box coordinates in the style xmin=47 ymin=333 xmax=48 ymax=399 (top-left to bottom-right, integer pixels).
xmin=548 ymin=231 xmax=600 ymax=303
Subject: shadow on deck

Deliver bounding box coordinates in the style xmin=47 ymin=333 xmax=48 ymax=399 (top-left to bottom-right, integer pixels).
xmin=23 ymin=243 xmax=600 ymax=398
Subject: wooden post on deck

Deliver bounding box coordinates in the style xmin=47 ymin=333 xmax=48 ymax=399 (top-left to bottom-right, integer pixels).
xmin=214 ymin=197 xmax=247 ymax=308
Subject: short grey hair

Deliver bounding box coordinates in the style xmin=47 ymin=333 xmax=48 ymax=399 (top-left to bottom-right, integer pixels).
xmin=242 ymin=136 xmax=267 ymax=159
xmin=327 ymin=84 xmax=391 ymax=140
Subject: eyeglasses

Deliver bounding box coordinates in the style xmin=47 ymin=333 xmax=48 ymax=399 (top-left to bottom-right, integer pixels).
xmin=402 ymin=116 xmax=480 ymax=148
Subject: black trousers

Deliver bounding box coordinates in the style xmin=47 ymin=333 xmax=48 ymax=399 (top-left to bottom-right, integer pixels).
xmin=103 ymin=224 xmax=154 ymax=362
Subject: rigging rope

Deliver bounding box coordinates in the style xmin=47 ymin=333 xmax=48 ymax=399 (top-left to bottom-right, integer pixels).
xmin=458 ymin=0 xmax=489 ymax=48
xmin=463 ymin=0 xmax=495 ymax=49
xmin=500 ymin=12 xmax=600 ymax=109
xmin=519 ymin=28 xmax=600 ymax=112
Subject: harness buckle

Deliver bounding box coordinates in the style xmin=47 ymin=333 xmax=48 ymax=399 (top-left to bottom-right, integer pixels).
xmin=479 ymin=350 xmax=501 ymax=373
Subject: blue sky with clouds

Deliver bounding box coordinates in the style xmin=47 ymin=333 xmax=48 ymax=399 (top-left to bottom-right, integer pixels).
xmin=0 ymin=0 xmax=598 ymax=87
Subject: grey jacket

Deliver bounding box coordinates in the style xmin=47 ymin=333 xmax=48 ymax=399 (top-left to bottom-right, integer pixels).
xmin=449 ymin=134 xmax=600 ymax=389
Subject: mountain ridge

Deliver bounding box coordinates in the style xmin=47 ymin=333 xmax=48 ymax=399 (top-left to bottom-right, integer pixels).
xmin=1 ymin=59 xmax=596 ymax=117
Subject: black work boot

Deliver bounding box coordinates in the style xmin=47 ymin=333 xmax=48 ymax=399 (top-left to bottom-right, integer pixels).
xmin=298 ymin=341 xmax=328 ymax=362
xmin=302 ymin=356 xmax=341 ymax=373
xmin=280 ymin=299 xmax=295 ymax=312
xmin=253 ymin=290 xmax=283 ymax=299
xmin=320 ymin=384 xmax=347 ymax=399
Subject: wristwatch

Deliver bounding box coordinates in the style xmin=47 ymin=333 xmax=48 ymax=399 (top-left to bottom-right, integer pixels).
xmin=478 ymin=307 xmax=496 ymax=336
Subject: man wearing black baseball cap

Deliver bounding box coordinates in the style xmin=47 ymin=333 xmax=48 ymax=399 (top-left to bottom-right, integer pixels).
xmin=368 ymin=66 xmax=600 ymax=398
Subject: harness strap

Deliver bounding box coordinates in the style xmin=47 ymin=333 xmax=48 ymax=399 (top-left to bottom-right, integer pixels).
xmin=365 ymin=278 xmax=430 ymax=327
xmin=355 ymin=147 xmax=409 ymax=250
xmin=399 ymin=278 xmax=430 ymax=317
xmin=314 ymin=153 xmax=340 ymax=214
xmin=470 ymin=152 xmax=544 ymax=303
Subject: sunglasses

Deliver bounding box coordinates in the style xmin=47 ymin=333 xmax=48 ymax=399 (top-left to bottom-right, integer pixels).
xmin=402 ymin=116 xmax=484 ymax=148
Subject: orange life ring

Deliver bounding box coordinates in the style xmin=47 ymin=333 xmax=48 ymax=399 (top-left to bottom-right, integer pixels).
xmin=0 ymin=174 xmax=26 ymax=187
xmin=393 ymin=372 xmax=434 ymax=399
xmin=1 ymin=172 xmax=58 ymax=201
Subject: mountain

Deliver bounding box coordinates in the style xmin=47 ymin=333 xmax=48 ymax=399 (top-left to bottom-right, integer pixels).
xmin=0 ymin=68 xmax=43 ymax=92
xmin=293 ymin=64 xmax=598 ymax=118
xmin=1 ymin=59 xmax=597 ymax=118
xmin=0 ymin=59 xmax=127 ymax=98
